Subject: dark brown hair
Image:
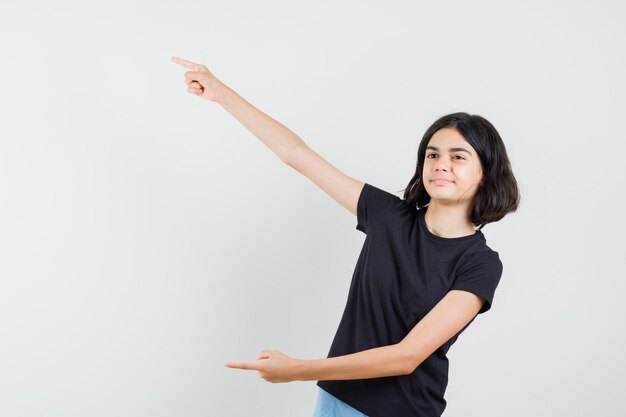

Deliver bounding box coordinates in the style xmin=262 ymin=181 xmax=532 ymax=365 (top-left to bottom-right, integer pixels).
xmin=402 ymin=112 xmax=520 ymax=230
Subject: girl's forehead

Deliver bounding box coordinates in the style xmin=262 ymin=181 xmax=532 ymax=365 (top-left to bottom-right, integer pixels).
xmin=430 ymin=127 xmax=467 ymax=144
xmin=428 ymin=131 xmax=476 ymax=153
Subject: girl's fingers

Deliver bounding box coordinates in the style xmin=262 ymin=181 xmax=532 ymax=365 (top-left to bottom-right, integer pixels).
xmin=185 ymin=71 xmax=208 ymax=85
xmin=171 ymin=56 xmax=198 ymax=69
xmin=257 ymin=350 xmax=271 ymax=359
xmin=171 ymin=56 xmax=207 ymax=72
xmin=224 ymin=362 xmax=258 ymax=370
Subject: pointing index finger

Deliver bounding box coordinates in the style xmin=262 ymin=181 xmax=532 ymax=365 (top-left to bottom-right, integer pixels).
xmin=170 ymin=56 xmax=200 ymax=70
xmin=224 ymin=362 xmax=259 ymax=370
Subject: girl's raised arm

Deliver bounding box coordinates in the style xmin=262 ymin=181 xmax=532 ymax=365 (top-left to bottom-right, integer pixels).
xmin=171 ymin=56 xmax=364 ymax=216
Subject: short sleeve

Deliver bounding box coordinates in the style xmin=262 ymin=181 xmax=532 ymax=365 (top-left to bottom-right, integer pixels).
xmin=356 ymin=183 xmax=404 ymax=234
xmin=450 ymin=249 xmax=503 ymax=314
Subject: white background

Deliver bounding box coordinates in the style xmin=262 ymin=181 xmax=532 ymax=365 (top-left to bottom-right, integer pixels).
xmin=1 ymin=1 xmax=624 ymax=416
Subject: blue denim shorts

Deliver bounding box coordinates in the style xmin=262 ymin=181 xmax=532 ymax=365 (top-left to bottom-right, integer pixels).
xmin=312 ymin=387 xmax=369 ymax=417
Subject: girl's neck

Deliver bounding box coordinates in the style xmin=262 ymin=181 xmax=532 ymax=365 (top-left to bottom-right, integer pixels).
xmin=423 ymin=200 xmax=476 ymax=238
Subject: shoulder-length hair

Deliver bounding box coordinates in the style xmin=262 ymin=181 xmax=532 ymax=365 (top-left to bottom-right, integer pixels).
xmin=402 ymin=112 xmax=520 ymax=230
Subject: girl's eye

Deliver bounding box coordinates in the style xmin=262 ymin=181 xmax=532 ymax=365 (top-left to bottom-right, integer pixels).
xmin=426 ymin=154 xmax=465 ymax=160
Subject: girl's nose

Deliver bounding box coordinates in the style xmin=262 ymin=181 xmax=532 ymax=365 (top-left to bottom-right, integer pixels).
xmin=434 ymin=157 xmax=450 ymax=171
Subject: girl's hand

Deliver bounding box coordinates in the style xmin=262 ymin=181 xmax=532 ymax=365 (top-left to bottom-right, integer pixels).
xmin=170 ymin=56 xmax=226 ymax=103
xmin=224 ymin=349 xmax=303 ymax=383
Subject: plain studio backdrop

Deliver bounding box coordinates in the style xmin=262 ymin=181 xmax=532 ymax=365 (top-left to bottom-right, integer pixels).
xmin=1 ymin=0 xmax=624 ymax=416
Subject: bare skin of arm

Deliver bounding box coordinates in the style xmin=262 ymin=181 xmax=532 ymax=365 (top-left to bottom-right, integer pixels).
xmin=223 ymin=290 xmax=485 ymax=382
xmin=171 ymin=56 xmax=363 ymax=216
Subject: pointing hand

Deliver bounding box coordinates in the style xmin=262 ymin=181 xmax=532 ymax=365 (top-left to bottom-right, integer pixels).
xmin=224 ymin=349 xmax=303 ymax=383
xmin=170 ymin=56 xmax=226 ymax=103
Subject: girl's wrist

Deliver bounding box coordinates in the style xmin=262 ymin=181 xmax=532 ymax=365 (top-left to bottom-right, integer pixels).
xmin=217 ymin=82 xmax=238 ymax=108
xmin=292 ymin=358 xmax=316 ymax=381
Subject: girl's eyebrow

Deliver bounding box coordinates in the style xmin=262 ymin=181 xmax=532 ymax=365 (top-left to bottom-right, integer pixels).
xmin=426 ymin=146 xmax=473 ymax=156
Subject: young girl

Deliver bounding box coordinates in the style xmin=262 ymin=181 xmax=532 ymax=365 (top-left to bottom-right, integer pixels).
xmin=172 ymin=56 xmax=520 ymax=417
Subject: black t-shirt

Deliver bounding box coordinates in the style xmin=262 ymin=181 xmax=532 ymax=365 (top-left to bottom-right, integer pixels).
xmin=317 ymin=183 xmax=503 ymax=417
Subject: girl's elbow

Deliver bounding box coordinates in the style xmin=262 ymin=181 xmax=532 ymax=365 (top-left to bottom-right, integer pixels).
xmin=399 ymin=353 xmax=421 ymax=375
xmin=403 ymin=361 xmax=418 ymax=375
xmin=396 ymin=342 xmax=428 ymax=375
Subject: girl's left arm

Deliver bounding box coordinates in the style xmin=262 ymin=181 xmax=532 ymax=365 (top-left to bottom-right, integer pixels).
xmin=224 ymin=290 xmax=484 ymax=383
xmin=224 ymin=343 xmax=409 ymax=383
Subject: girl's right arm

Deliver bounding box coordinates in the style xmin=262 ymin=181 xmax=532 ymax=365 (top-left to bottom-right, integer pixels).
xmin=171 ymin=56 xmax=364 ymax=217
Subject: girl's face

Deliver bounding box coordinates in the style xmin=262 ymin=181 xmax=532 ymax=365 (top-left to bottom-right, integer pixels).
xmin=422 ymin=127 xmax=484 ymax=206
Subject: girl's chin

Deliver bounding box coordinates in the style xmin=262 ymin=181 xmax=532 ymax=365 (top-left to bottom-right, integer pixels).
xmin=425 ymin=190 xmax=456 ymax=198
xmin=428 ymin=195 xmax=474 ymax=204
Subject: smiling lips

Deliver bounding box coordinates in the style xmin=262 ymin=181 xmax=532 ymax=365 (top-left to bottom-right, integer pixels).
xmin=431 ymin=178 xmax=454 ymax=185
